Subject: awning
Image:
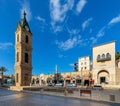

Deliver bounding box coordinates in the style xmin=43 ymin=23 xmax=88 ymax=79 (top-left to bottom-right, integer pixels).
xmin=66 ymin=75 xmax=70 ymax=78
xmin=66 ymin=78 xmax=71 ymax=80
xmin=89 ymin=79 xmax=94 ymax=82
xmin=84 ymin=77 xmax=90 ymax=80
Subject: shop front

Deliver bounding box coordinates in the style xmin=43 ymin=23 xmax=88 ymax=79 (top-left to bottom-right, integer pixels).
xmin=76 ymin=75 xmax=82 ymax=86
xmin=65 ymin=75 xmax=71 ymax=84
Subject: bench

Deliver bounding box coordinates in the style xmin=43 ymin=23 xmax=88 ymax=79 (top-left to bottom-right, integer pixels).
xmin=80 ymin=89 xmax=91 ymax=96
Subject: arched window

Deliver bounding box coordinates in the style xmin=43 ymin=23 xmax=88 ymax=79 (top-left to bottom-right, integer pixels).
xmin=106 ymin=53 xmax=111 ymax=58
xmin=25 ymin=35 xmax=29 ymax=43
xmin=97 ymin=55 xmax=100 ymax=60
xmin=25 ymin=53 xmax=28 ymax=63
xmin=102 ymin=54 xmax=105 ymax=59
xmin=17 ymin=52 xmax=19 ymax=62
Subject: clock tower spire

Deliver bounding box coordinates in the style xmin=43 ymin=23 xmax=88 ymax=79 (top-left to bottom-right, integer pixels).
xmin=15 ymin=11 xmax=32 ymax=86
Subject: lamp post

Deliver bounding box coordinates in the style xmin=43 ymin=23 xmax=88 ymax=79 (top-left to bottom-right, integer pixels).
xmin=81 ymin=69 xmax=83 ymax=86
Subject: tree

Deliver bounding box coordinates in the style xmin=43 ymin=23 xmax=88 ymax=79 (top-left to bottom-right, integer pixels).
xmin=53 ymin=73 xmax=63 ymax=84
xmin=115 ymin=52 xmax=120 ymax=60
xmin=0 ymin=66 xmax=8 ymax=85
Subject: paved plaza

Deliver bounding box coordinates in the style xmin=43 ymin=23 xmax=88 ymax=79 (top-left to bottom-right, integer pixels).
xmin=0 ymin=87 xmax=120 ymax=106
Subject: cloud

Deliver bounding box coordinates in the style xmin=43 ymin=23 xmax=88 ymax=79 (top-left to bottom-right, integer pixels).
xmin=69 ymin=63 xmax=74 ymax=67
xmin=76 ymin=0 xmax=87 ymax=14
xmin=90 ymin=26 xmax=105 ymax=44
xmin=58 ymin=54 xmax=66 ymax=58
xmin=50 ymin=0 xmax=74 ymax=32
xmin=51 ymin=22 xmax=63 ymax=33
xmin=56 ymin=35 xmax=82 ymax=50
xmin=50 ymin=0 xmax=74 ymax=22
xmin=82 ymin=18 xmax=93 ymax=30
xmin=66 ymin=27 xmax=80 ymax=35
xmin=35 ymin=16 xmax=48 ymax=32
xmin=0 ymin=43 xmax=13 ymax=49
xmin=90 ymin=14 xmax=120 ymax=45
xmin=95 ymin=15 xmax=120 ymax=42
xmin=35 ymin=16 xmax=46 ymax=23
xmin=90 ymin=37 xmax=97 ymax=44
xmin=20 ymin=0 xmax=32 ymax=21
xmin=96 ymin=26 xmax=105 ymax=38
xmin=108 ymin=15 xmax=120 ymax=25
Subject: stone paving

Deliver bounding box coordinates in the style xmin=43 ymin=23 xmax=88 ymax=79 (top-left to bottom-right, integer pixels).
xmin=0 ymin=88 xmax=119 ymax=106
xmin=22 ymin=88 xmax=120 ymax=103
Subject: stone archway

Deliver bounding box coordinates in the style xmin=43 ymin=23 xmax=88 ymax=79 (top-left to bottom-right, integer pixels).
xmin=97 ymin=70 xmax=109 ymax=84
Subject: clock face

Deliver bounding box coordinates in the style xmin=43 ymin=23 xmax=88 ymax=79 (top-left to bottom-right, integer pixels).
xmin=25 ymin=26 xmax=29 ymax=31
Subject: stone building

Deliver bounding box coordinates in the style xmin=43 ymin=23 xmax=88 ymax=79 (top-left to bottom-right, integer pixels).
xmin=32 ymin=70 xmax=91 ymax=86
xmin=92 ymin=41 xmax=116 ymax=85
xmin=32 ymin=41 xmax=120 ymax=86
xmin=78 ymin=56 xmax=90 ymax=71
xmin=14 ymin=11 xmax=32 ymax=86
xmin=116 ymin=58 xmax=120 ymax=84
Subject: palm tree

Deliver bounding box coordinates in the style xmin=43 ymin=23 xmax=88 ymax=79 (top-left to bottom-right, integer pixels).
xmin=0 ymin=66 xmax=8 ymax=85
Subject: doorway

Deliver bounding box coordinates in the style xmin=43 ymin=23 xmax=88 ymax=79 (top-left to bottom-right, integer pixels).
xmin=100 ymin=77 xmax=106 ymax=84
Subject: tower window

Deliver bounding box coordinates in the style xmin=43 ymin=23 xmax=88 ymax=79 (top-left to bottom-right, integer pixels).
xmin=25 ymin=53 xmax=28 ymax=63
xmin=16 ymin=73 xmax=19 ymax=83
xmin=25 ymin=35 xmax=29 ymax=43
xmin=17 ymin=34 xmax=19 ymax=42
xmin=17 ymin=52 xmax=19 ymax=62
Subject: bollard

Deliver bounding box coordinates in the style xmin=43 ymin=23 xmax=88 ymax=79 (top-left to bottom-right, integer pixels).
xmin=40 ymin=89 xmax=44 ymax=93
xmin=64 ymin=89 xmax=68 ymax=96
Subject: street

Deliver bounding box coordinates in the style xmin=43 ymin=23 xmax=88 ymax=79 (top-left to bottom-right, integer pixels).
xmin=0 ymin=87 xmax=119 ymax=106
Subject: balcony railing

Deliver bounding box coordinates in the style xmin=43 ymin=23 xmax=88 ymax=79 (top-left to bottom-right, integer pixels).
xmin=97 ymin=57 xmax=111 ymax=62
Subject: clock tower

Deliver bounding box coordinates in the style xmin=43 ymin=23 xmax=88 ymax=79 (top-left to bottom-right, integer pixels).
xmin=15 ymin=11 xmax=32 ymax=86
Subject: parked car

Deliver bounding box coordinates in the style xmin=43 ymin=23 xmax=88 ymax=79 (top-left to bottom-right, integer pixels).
xmin=93 ymin=85 xmax=103 ymax=90
xmin=47 ymin=83 xmax=53 ymax=86
xmin=66 ymin=83 xmax=77 ymax=87
xmin=54 ymin=83 xmax=63 ymax=87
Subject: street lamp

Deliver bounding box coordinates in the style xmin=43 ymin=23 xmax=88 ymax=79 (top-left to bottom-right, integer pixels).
xmin=81 ymin=68 xmax=83 ymax=86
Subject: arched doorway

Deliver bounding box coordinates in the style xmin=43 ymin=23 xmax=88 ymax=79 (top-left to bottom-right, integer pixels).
xmin=97 ymin=70 xmax=109 ymax=84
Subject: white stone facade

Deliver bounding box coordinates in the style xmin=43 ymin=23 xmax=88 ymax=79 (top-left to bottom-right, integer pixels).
xmin=78 ymin=56 xmax=90 ymax=71
xmin=92 ymin=41 xmax=116 ymax=85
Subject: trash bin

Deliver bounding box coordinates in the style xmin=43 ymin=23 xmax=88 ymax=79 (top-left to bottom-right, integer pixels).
xmin=109 ymin=95 xmax=115 ymax=101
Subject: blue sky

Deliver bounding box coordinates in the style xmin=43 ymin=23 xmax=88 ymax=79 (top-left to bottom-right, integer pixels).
xmin=0 ymin=0 xmax=120 ymax=75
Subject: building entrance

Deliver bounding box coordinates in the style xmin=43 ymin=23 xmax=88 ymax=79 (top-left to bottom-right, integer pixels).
xmin=100 ymin=77 xmax=106 ymax=84
xmin=97 ymin=70 xmax=109 ymax=84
